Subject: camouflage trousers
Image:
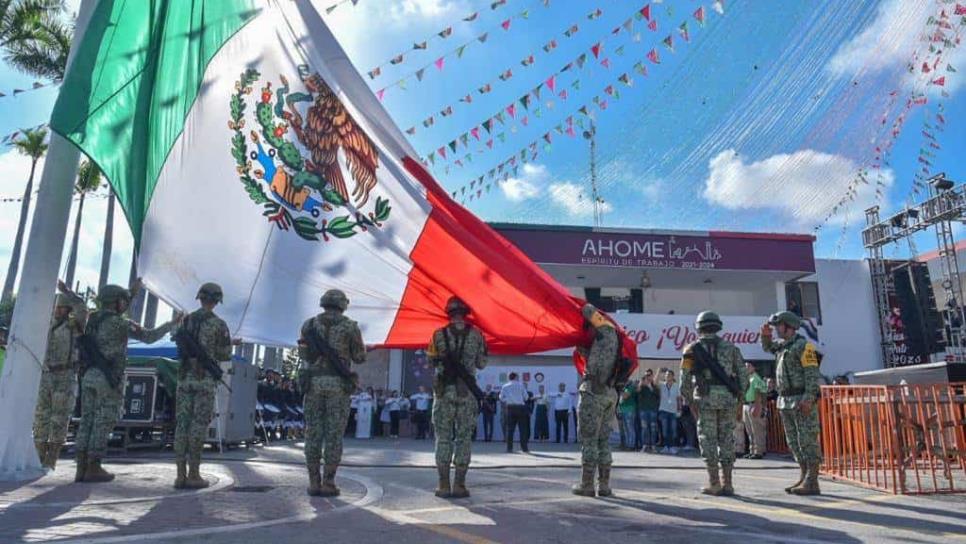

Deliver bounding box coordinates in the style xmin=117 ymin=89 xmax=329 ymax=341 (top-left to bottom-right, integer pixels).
xmin=173 ymin=376 xmax=216 ymax=463
xmin=696 ymin=398 xmax=738 ymax=468
xmin=432 ymin=388 xmax=478 ymax=468
xmin=303 ymin=376 xmax=350 ymax=466
xmin=780 ymin=407 xmax=822 ymax=464
xmin=33 ymin=369 xmax=77 ymax=445
xmin=75 ymin=369 xmax=122 ymax=456
xmin=578 ymin=390 xmax=616 ymax=467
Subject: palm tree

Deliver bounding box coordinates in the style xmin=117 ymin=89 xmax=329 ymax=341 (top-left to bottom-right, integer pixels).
xmin=63 ymin=159 xmax=100 ymax=287
xmin=1 ymin=127 xmax=48 ymax=305
xmin=0 ymin=0 xmax=68 ymax=79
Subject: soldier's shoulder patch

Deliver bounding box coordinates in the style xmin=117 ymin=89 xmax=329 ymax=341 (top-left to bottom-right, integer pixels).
xmin=681 ymin=347 xmax=695 ymax=370
xmin=802 ymin=342 xmax=819 ymax=367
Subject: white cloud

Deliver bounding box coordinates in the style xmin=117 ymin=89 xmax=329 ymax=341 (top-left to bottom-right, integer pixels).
xmin=703 ymin=148 xmax=894 ymax=227
xmin=500 ymin=163 xmax=545 ymax=202
xmin=827 ymin=0 xmax=964 ymax=94
xmin=548 ymin=182 xmax=613 ymax=217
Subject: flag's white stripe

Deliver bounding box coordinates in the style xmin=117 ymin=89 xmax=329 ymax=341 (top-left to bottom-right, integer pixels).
xmin=139 ymin=4 xmax=432 ymax=346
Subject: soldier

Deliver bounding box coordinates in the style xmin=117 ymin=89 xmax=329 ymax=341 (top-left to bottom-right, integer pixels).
xmin=427 ymin=296 xmax=487 ymax=499
xmin=298 ymin=289 xmax=366 ymax=497
xmin=172 ymin=283 xmax=238 ymax=489
xmin=74 ymin=282 xmax=179 ymax=483
xmin=572 ymin=303 xmax=619 ymax=498
xmin=33 ymin=281 xmax=87 ymax=469
xmin=680 ymin=311 xmax=748 ymax=496
xmin=762 ymin=311 xmax=822 ymax=496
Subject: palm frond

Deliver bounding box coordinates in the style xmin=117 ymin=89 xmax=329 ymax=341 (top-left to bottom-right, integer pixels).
xmin=11 ymin=126 xmax=48 ymax=159
xmin=75 ymin=159 xmax=102 ymax=194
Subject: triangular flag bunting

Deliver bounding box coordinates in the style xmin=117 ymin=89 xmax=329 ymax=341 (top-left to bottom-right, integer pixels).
xmin=648 ymin=19 xmax=657 ymax=31
xmin=641 ymin=4 xmax=651 ymax=21
xmin=546 ymin=75 xmax=556 ymax=92
xmin=438 ymin=146 xmax=447 ymax=159
xmin=506 ymin=104 xmax=516 ymax=118
xmin=478 ymin=32 xmax=489 ymax=43
xmin=521 ymin=55 xmax=535 ymax=67
xmin=932 ymin=76 xmax=946 ymax=86
xmin=588 ymin=8 xmax=603 ymax=20
xmin=415 ymin=68 xmax=426 ymax=81
xmin=601 ymin=58 xmax=611 ymax=68
xmin=663 ymin=35 xmax=674 ymax=51
xmin=390 ymin=54 xmax=404 ymax=65
xmin=501 ymin=19 xmax=511 ymax=31
xmin=414 ymin=41 xmax=428 ymax=50
xmin=479 ymin=83 xmax=492 ymax=94
xmin=449 ymin=140 xmax=458 ymax=153
xmin=435 ymin=57 xmax=445 ymax=70
xmin=648 ymin=48 xmax=660 ymax=64
xmin=618 ymin=73 xmax=632 ymax=86
xmin=376 ymin=88 xmax=386 ymax=101
xmin=456 ymin=45 xmax=467 ymax=58
xmin=368 ymin=67 xmax=381 ymax=79
xmin=438 ymin=27 xmax=453 ymax=39
xmin=712 ymin=0 xmax=724 ymax=15
xmin=559 ymin=89 xmax=568 ymax=100
xmin=576 ymin=53 xmax=588 ymax=68
xmin=521 ymin=115 xmax=529 ymax=126
xmin=405 ymin=126 xmax=416 ymax=135
xmin=483 ymin=119 xmax=493 ymax=133
xmin=499 ymin=69 xmax=513 ymax=81
xmin=604 ymin=85 xmax=615 ymax=96
xmin=679 ymin=21 xmax=690 ymax=41
xmin=521 ymin=94 xmax=531 ymax=110
xmin=471 ymin=127 xmax=480 ymax=140
xmin=464 ymin=11 xmax=479 ymax=21
xmin=634 ymin=61 xmax=648 ymax=76
xmin=565 ymin=24 xmax=579 ymax=37
xmin=591 ymin=42 xmax=603 ymax=59
xmin=486 ymin=139 xmax=494 ymax=148
xmin=694 ymin=6 xmax=706 ymax=25
xmin=460 ymin=94 xmax=473 ymax=103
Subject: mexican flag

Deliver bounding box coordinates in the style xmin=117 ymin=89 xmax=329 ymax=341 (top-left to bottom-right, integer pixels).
xmin=50 ymin=0 xmax=633 ymax=361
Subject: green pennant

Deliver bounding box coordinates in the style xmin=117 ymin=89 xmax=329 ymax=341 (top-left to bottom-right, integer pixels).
xmin=534 ymin=107 xmax=543 ymax=118
xmin=428 ymin=152 xmax=435 ymax=164
xmin=520 ymin=95 xmax=531 ymax=110
xmin=449 ymin=140 xmax=457 ymax=153
xmin=578 ymin=105 xmax=589 ymax=116
xmin=456 ymin=45 xmax=467 ymax=58
xmin=571 ymin=79 xmax=581 ymax=90
xmin=498 ymin=132 xmax=506 ymax=143
xmin=483 ymin=119 xmax=492 ymax=133
xmin=495 ymin=111 xmax=505 ymax=124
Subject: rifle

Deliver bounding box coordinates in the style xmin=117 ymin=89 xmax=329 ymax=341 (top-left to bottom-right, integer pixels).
xmin=174 ymin=315 xmax=233 ymax=392
xmin=439 ymin=328 xmax=485 ymax=401
xmin=78 ymin=313 xmax=119 ymax=388
xmin=302 ymin=324 xmax=358 ymax=384
xmin=690 ymin=341 xmax=742 ymax=397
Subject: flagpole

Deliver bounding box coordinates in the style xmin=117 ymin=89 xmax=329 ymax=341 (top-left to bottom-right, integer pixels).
xmin=0 ymin=0 xmax=97 ymax=481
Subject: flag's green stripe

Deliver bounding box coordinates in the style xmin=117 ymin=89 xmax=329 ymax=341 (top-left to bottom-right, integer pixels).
xmin=50 ymin=0 xmax=260 ymax=243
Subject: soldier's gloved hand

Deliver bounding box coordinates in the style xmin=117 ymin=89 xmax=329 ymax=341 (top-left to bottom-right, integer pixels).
xmin=760 ymin=323 xmax=772 ymax=338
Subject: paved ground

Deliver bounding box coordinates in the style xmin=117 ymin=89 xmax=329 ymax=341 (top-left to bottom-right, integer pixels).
xmin=1 ymin=438 xmax=964 ymax=543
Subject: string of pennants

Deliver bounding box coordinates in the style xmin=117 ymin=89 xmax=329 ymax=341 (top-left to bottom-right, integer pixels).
xmin=818 ymin=3 xmax=964 ymax=229
xmin=404 ymin=1 xmax=672 ymax=138
xmin=0 ymin=80 xmax=56 ymax=99
xmin=0 ymin=123 xmax=48 ymax=146
xmin=445 ymin=2 xmax=726 ymax=204
xmin=0 ymin=191 xmax=110 ymax=204
xmin=321 ymin=0 xmax=360 ymax=15
xmin=372 ymin=0 xmax=555 ymax=98
xmin=426 ymin=1 xmax=724 ymax=176
xmin=366 ymin=0 xmax=518 ymax=83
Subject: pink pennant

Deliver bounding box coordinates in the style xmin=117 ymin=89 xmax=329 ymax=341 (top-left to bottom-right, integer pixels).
xmin=486 ymin=139 xmax=494 ymax=149
xmin=546 ymin=75 xmax=556 ymax=92
xmin=641 ymin=4 xmax=651 ymax=21
xmin=566 ymin=125 xmax=576 ymax=137
xmin=932 ymin=76 xmax=946 ymax=86
xmin=694 ymin=6 xmax=706 ymax=23
xmin=501 ymin=18 xmax=511 ymax=31
xmin=376 ymin=89 xmax=386 ymax=101
xmin=601 ymin=58 xmax=611 ymax=69
xmin=435 ymin=57 xmax=445 ymax=70
xmin=559 ymin=89 xmax=568 ymax=100
xmin=506 ymin=104 xmax=516 ymax=118
xmin=647 ymin=49 xmax=660 ymax=64
xmin=599 ymin=100 xmax=608 ymax=110
xmin=604 ymin=85 xmax=614 ymax=96
xmin=922 ymin=62 xmax=931 ymax=73
xmin=471 ymin=127 xmax=480 ymax=140
xmin=591 ymin=42 xmax=603 ymax=59
xmin=648 ymin=19 xmax=657 ymax=31
xmin=956 ymin=3 xmax=966 ymax=15
xmin=438 ymin=146 xmax=447 ymax=159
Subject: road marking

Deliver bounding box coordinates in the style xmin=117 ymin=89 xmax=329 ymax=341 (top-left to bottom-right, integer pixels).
xmin=54 ymin=470 xmax=383 ymax=544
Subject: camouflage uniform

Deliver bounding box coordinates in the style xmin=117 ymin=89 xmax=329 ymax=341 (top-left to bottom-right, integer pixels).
xmin=173 ymin=309 xmax=231 ymax=468
xmin=763 ymin=312 xmax=822 ymax=494
xmin=428 ymin=324 xmax=487 ymax=471
xmin=573 ymin=305 xmax=619 ymax=497
xmin=681 ymin=332 xmax=748 ymax=495
xmin=75 ymin=292 xmax=174 ymax=482
xmin=299 ymin=307 xmax=365 ymax=496
xmin=33 ymin=293 xmax=87 ymax=468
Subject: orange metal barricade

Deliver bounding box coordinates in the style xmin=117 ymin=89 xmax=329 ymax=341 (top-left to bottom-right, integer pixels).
xmin=819 ymin=383 xmax=966 ymax=495
xmin=765 ymin=400 xmax=790 ymax=454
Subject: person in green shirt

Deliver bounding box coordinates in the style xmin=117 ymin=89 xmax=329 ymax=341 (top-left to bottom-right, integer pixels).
xmin=637 ymin=369 xmax=661 ymax=452
xmin=618 ymin=380 xmax=638 ymax=451
xmin=742 ymin=361 xmax=768 ymax=459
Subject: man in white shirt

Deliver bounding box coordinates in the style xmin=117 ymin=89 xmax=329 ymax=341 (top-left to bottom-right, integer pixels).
xmin=550 ymin=382 xmax=573 ymax=443
xmin=658 ymin=370 xmax=683 ymax=454
xmin=410 ymin=386 xmax=433 ymax=439
xmin=500 ymin=372 xmax=530 ymax=453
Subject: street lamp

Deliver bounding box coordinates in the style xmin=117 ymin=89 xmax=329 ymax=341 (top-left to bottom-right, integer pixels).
xmin=582 ymin=121 xmax=601 ymax=227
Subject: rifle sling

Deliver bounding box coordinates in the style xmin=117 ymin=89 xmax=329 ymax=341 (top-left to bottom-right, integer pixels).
xmin=691 ymin=341 xmax=741 ymax=397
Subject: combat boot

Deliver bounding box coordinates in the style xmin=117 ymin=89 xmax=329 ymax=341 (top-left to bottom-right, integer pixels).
xmin=185 ymin=462 xmax=209 ymax=489
xmin=74 ymin=451 xmax=88 ymax=482
xmin=701 ymin=467 xmax=723 ymax=496
xmin=434 ymin=464 xmax=452 ymax=498
xmin=44 ymin=442 xmax=63 ymax=470
xmin=306 ymin=464 xmax=322 ymax=496
xmin=84 ymin=456 xmax=115 ymax=483
xmin=791 ymin=461 xmax=821 ymax=496
xmin=319 ymin=464 xmax=341 ymax=497
xmin=451 ymin=466 xmax=470 ymax=498
xmin=174 ymin=460 xmax=187 ymax=489
xmin=785 ymin=462 xmax=807 ymax=494
xmin=721 ymin=465 xmax=735 ymax=496
xmin=597 ymin=464 xmax=613 ymax=497
xmin=571 ymin=464 xmax=596 ymax=497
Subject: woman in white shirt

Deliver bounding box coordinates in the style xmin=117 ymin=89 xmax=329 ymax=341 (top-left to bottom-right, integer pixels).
xmin=658 ymin=370 xmax=682 ymax=454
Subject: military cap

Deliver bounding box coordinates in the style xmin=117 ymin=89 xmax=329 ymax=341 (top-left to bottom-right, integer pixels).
xmin=445 ymin=296 xmax=471 ymax=316
xmin=769 ymin=311 xmax=801 ymax=329
xmin=197 ymin=282 xmax=224 ymax=303
xmin=97 ymin=284 xmax=131 ymax=305
xmin=320 ymin=289 xmax=349 ymax=311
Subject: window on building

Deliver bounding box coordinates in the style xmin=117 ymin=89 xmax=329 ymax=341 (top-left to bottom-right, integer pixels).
xmin=584 ymin=288 xmax=643 ymax=313
xmin=785 ymin=282 xmax=822 ymax=325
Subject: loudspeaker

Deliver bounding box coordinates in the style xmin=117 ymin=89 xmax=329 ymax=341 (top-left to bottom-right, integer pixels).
xmin=893 ymin=262 xmax=944 ymax=356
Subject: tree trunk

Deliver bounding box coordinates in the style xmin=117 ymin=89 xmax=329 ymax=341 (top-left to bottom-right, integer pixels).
xmin=97 ymin=190 xmax=115 ymax=289
xmin=64 ymin=192 xmax=86 ymax=287
xmin=1 ymin=159 xmax=38 ymax=305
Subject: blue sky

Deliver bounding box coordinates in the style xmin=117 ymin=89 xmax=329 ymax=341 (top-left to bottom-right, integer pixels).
xmin=1 ymin=0 xmax=964 ymax=293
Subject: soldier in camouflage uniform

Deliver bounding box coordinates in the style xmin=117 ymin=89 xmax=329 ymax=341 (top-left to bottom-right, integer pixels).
xmin=572 ymin=303 xmax=619 ymax=498
xmin=172 ymin=283 xmax=236 ymax=490
xmin=74 ymin=283 xmax=179 ymax=483
xmin=427 ymin=297 xmax=487 ymax=499
xmin=680 ymin=311 xmax=748 ymax=496
xmin=33 ymin=282 xmax=87 ymax=469
xmin=762 ymin=311 xmax=822 ymax=495
xmin=299 ymin=289 xmax=366 ymax=497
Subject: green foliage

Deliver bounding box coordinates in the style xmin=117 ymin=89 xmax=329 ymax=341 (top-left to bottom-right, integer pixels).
xmin=229 ymin=69 xmax=269 ymax=204
xmin=75 ymin=159 xmax=102 ymax=194
xmin=0 ymin=295 xmax=14 ymax=328
xmin=0 ymin=0 xmax=69 ymax=80
xmin=12 ymin=126 xmax=48 ymax=161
